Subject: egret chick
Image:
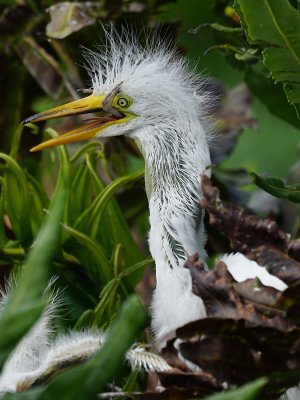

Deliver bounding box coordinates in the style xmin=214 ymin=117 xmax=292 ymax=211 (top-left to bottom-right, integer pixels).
xmin=23 ymin=28 xmax=287 ymax=347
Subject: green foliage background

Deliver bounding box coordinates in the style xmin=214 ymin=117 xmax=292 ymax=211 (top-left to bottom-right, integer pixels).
xmin=0 ymin=0 xmax=300 ymax=398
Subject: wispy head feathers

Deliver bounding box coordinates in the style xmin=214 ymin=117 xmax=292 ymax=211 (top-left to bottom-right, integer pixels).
xmin=83 ymin=25 xmax=211 ymax=114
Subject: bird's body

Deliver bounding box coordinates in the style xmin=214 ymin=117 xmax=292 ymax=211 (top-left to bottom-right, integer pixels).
xmin=25 ymin=28 xmax=287 ymax=346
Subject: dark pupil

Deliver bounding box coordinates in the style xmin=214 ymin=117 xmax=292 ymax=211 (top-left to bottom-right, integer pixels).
xmin=118 ymin=98 xmax=128 ymax=107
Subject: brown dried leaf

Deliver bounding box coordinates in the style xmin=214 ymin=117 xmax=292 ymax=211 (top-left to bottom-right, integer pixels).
xmin=249 ymin=246 xmax=300 ymax=285
xmin=185 ymin=254 xmax=287 ymax=329
xmin=288 ymin=238 xmax=300 ymax=262
xmin=234 ymin=279 xmax=281 ymax=307
xmin=161 ymin=339 xmax=190 ymax=371
xmin=122 ymin=388 xmax=198 ymax=400
xmin=201 ymin=176 xmax=300 ymax=287
xmin=159 ymin=370 xmax=222 ymax=396
xmin=179 ymin=336 xmax=259 ymax=385
xmin=46 ymin=2 xmax=100 ymax=39
xmin=177 ymin=317 xmax=300 ymax=390
xmin=201 ymin=175 xmax=288 ymax=253
xmin=175 ymin=252 xmax=300 ymax=393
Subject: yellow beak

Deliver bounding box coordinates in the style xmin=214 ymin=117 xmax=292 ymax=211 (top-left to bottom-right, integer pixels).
xmin=22 ymin=94 xmax=125 ymax=152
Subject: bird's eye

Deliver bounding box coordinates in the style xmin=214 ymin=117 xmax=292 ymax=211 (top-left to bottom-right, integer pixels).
xmin=117 ymin=97 xmax=130 ymax=108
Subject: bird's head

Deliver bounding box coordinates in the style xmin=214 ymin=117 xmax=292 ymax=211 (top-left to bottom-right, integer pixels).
xmin=23 ymin=29 xmax=207 ymax=152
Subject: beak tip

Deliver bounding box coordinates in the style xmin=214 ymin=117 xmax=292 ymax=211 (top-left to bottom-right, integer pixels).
xmin=30 ymin=145 xmax=41 ymax=153
xmin=22 ymin=116 xmax=36 ymax=125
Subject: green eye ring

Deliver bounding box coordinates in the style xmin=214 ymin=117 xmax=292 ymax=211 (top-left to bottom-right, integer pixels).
xmin=117 ymin=97 xmax=130 ymax=108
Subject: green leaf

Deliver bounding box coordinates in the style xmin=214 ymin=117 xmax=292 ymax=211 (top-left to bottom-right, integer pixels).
xmin=250 ymin=172 xmax=300 ymax=202
xmin=85 ymin=170 xmax=144 ymax=239
xmin=62 ymin=224 xmax=111 ymax=283
xmin=26 ymin=174 xmax=50 ymax=236
xmin=203 ymin=378 xmax=267 ymax=400
xmin=0 ymin=153 xmax=33 ymax=247
xmin=74 ymin=162 xmax=145 ymax=282
xmin=245 ymin=66 xmax=300 ymax=128
xmin=66 ymin=163 xmax=93 ymax=226
xmin=111 ymin=243 xmax=125 ymax=277
xmin=0 ymin=147 xmax=68 ymax=366
xmin=0 ymin=178 xmax=8 ymax=248
xmin=235 ymin=0 xmax=300 ymax=117
xmin=92 ymin=258 xmax=152 ymax=327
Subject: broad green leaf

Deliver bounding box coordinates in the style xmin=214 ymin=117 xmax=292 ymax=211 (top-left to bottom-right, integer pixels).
xmin=235 ymin=0 xmax=300 ymax=117
xmin=203 ymin=377 xmax=267 ymax=400
xmin=250 ymin=172 xmax=300 ymax=202
xmin=0 ymin=146 xmax=68 ymax=366
xmin=235 ymin=0 xmax=299 ymax=45
xmin=245 ymin=67 xmax=300 ymax=128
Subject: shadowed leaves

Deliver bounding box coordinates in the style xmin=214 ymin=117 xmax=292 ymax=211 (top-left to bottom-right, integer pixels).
xmin=201 ymin=175 xmax=300 ymax=284
xmin=173 ymin=252 xmax=300 ymax=397
xmin=201 ymin=175 xmax=288 ymax=254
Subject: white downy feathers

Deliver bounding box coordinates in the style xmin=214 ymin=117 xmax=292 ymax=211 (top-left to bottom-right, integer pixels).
xmin=280 ymin=386 xmax=300 ymax=400
xmin=0 ymin=283 xmax=170 ymax=394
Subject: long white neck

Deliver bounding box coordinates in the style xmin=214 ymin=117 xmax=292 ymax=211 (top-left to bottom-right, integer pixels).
xmin=136 ymin=118 xmax=211 ymax=345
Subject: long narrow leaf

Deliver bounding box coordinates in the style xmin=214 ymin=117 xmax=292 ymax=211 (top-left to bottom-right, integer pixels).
xmin=0 ymin=146 xmax=68 ymax=367
xmin=0 ymin=153 xmax=33 ymax=247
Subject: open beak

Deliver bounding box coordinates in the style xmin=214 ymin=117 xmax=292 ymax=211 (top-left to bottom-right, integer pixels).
xmin=22 ymin=94 xmax=125 ymax=152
